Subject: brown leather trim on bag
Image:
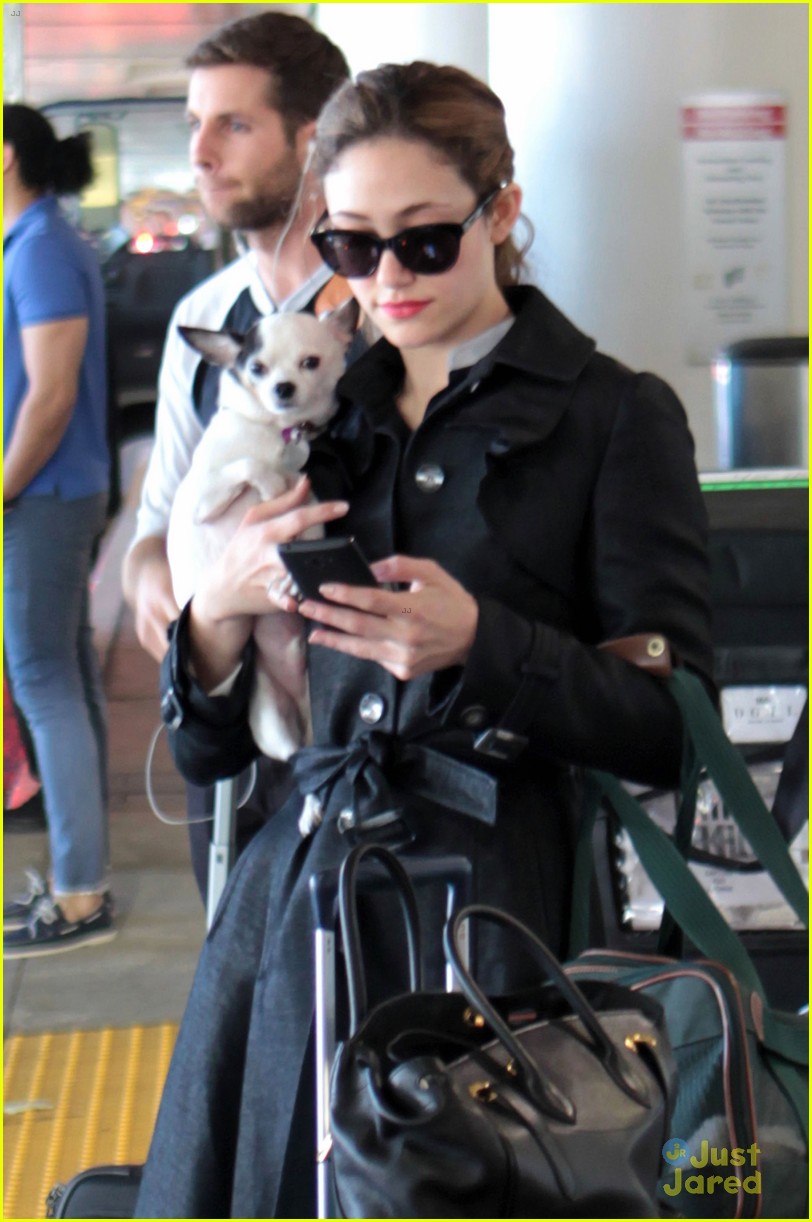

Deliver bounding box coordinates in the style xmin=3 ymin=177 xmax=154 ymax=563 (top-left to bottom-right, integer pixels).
xmin=598 ymin=633 xmax=674 ymax=678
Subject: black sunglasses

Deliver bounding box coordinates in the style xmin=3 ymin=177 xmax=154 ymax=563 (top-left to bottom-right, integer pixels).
xmin=310 ymin=183 xmax=507 ymax=279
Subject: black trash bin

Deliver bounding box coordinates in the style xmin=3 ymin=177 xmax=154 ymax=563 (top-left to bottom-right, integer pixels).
xmin=713 ymin=336 xmax=809 ymax=469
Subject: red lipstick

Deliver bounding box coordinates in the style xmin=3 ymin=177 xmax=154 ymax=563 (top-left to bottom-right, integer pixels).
xmin=379 ymin=300 xmax=430 ymax=320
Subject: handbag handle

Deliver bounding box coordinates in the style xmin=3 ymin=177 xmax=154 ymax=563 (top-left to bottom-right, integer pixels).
xmin=444 ymin=904 xmax=653 ymax=1124
xmin=338 ymin=843 xmax=423 ymax=1035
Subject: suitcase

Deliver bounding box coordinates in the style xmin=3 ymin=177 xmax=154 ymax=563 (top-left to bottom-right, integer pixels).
xmin=308 ymin=851 xmax=472 ymax=1219
xmin=45 ymin=1164 xmax=143 ymax=1219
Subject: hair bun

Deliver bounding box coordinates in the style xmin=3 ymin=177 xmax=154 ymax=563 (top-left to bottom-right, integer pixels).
xmin=54 ymin=130 xmax=95 ymax=196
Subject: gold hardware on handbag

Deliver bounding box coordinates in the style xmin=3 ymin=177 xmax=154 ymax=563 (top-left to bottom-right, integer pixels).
xmin=468 ymin=1081 xmax=497 ymax=1103
xmin=624 ymin=1032 xmax=658 ymax=1051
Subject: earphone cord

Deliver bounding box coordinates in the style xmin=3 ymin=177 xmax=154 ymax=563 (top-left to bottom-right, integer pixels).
xmin=144 ymin=722 xmax=257 ymax=825
xmin=269 ymin=142 xmax=320 ymax=306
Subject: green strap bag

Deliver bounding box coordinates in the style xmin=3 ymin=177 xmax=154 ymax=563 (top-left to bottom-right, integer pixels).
xmin=569 ymin=669 xmax=808 ymax=1218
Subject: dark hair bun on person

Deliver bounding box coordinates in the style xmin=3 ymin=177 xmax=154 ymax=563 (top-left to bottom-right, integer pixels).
xmin=3 ymin=103 xmax=95 ymax=196
xmin=52 ymin=132 xmax=94 ymax=195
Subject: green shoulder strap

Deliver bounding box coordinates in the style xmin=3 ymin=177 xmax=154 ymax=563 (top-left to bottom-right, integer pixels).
xmin=591 ymin=769 xmax=808 ymax=1067
xmin=570 ymin=668 xmax=808 ymax=954
xmin=668 ymin=669 xmax=808 ymax=924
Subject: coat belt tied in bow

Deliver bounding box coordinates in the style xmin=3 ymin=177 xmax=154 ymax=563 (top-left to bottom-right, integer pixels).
xmin=291 ymin=731 xmax=499 ymax=839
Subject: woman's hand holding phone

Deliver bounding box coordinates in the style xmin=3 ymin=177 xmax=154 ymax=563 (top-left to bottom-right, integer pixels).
xmin=296 ymin=553 xmax=479 ymax=681
xmin=188 ymin=478 xmax=349 ymax=689
xmin=186 ymin=480 xmax=478 ymax=686
xmin=277 ymin=537 xmax=379 ymax=603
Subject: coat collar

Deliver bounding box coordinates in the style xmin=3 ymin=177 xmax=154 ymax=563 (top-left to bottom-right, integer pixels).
xmin=485 ymin=283 xmax=596 ymax=382
xmin=338 ymin=285 xmax=595 ymax=405
xmin=319 ymin=285 xmax=597 ymax=476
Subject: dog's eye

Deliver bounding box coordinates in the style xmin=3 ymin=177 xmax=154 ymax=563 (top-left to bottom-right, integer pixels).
xmin=300 ymin=355 xmax=321 ymax=371
xmin=248 ymin=360 xmax=268 ymax=378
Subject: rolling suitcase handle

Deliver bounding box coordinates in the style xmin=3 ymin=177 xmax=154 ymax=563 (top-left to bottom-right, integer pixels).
xmin=309 ymin=852 xmax=472 ymax=1220
xmin=206 ymin=777 xmax=238 ymax=930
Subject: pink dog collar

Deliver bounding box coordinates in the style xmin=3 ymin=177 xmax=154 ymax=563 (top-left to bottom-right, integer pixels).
xmin=281 ymin=422 xmax=325 ymax=445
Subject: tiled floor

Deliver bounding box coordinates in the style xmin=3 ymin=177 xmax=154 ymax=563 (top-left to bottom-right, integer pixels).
xmin=3 ymin=441 xmax=206 ymax=1037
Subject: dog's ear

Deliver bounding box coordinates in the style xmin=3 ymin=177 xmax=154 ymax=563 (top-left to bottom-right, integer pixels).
xmin=319 ymin=297 xmax=360 ymax=348
xmin=178 ymin=325 xmax=244 ymax=368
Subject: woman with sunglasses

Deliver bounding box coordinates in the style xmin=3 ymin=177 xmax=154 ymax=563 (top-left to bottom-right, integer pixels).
xmin=137 ymin=62 xmax=712 ymax=1218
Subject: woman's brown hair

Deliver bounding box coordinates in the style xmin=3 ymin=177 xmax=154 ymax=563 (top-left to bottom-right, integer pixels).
xmin=312 ymin=61 xmax=531 ymax=287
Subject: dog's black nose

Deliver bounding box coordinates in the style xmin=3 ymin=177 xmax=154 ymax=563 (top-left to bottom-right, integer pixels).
xmin=274 ymin=381 xmax=296 ymax=402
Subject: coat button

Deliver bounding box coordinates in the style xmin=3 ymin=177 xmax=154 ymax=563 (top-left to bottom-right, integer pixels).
xmin=358 ymin=692 xmax=386 ymax=724
xmin=414 ymin=463 xmax=445 ymax=493
xmin=337 ymin=808 xmax=356 ymax=833
xmin=461 ymin=705 xmax=489 ymax=729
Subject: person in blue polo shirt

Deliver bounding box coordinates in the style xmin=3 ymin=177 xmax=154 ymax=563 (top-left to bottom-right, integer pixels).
xmin=3 ymin=103 xmax=114 ymax=957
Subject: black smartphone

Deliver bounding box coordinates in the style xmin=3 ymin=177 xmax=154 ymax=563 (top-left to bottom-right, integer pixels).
xmin=278 ymin=536 xmax=379 ymax=602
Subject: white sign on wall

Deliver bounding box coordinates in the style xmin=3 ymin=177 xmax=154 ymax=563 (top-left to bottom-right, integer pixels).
xmin=681 ymin=91 xmax=789 ymax=364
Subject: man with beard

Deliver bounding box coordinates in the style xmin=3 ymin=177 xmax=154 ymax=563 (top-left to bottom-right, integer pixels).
xmin=122 ymin=11 xmax=353 ymax=898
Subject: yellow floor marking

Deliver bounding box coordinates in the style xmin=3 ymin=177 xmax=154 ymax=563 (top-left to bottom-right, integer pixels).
xmin=79 ymin=1026 xmax=113 ymax=1170
xmin=4 ymin=1032 xmax=54 ymax=1218
xmin=3 ymin=1024 xmax=176 ymax=1219
xmin=37 ymin=1031 xmax=82 ymax=1212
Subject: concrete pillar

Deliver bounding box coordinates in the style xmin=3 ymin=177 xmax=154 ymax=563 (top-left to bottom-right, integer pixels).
xmin=3 ymin=5 xmax=25 ymax=102
xmin=315 ymin=3 xmax=488 ymax=80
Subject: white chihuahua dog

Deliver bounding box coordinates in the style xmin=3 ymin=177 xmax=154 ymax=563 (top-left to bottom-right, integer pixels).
xmin=167 ymin=299 xmax=358 ymax=769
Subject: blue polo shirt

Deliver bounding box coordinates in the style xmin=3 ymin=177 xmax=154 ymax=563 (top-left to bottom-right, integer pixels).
xmin=3 ymin=196 xmax=109 ymax=499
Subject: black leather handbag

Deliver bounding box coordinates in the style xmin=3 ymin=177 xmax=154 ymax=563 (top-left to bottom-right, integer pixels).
xmin=329 ymin=843 xmax=676 ymax=1219
xmin=45 ymin=1164 xmax=142 ymax=1218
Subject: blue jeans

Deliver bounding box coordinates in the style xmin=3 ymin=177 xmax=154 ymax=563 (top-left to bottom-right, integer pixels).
xmin=4 ymin=492 xmax=109 ymax=894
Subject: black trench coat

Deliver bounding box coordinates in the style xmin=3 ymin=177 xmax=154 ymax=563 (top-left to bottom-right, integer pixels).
xmin=136 ymin=285 xmax=713 ymax=1217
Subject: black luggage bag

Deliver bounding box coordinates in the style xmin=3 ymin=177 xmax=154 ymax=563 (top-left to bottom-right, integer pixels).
xmin=45 ymin=1164 xmax=143 ymax=1219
